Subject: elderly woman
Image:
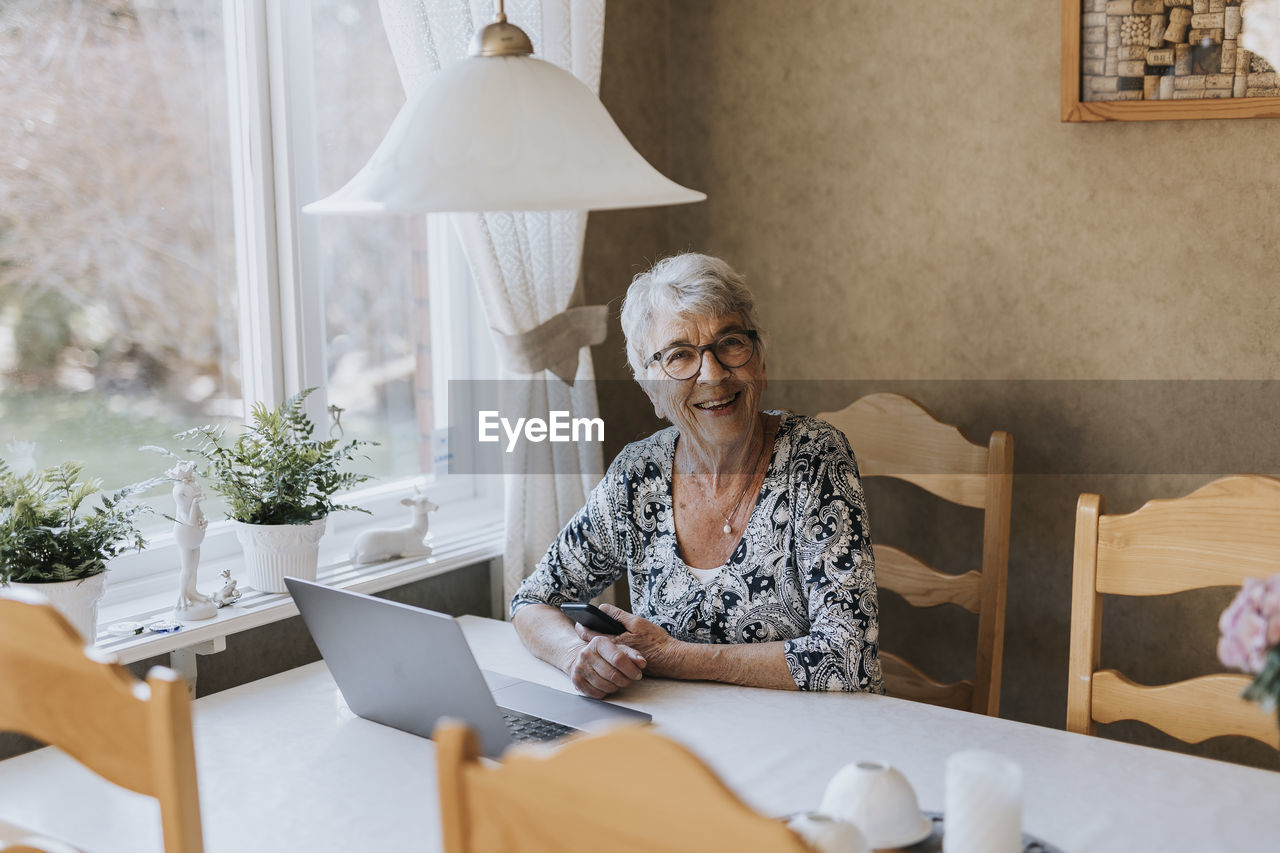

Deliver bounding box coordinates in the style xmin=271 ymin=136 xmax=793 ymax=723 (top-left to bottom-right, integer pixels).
xmin=511 ymin=253 xmax=882 ymax=698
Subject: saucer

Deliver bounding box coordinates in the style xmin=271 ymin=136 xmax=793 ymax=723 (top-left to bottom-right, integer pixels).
xmin=906 ymin=812 xmax=1065 ymax=853
xmin=875 ymin=813 xmax=933 ymax=849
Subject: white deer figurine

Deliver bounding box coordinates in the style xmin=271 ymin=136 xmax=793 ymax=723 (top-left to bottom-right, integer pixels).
xmin=350 ymin=491 xmax=439 ymax=565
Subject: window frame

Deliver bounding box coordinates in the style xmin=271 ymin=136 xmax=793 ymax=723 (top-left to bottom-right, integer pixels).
xmin=101 ymin=0 xmax=499 ymax=599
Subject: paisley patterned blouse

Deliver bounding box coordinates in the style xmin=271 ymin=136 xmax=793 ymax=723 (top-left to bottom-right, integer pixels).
xmin=511 ymin=412 xmax=884 ymax=693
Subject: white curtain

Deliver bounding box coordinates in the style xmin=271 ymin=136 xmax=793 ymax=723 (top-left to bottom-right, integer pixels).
xmin=378 ymin=0 xmax=609 ymax=608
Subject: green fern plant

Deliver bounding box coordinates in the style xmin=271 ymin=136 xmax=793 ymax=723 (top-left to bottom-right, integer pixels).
xmin=156 ymin=389 xmax=375 ymax=526
xmin=0 ymin=459 xmax=155 ymax=584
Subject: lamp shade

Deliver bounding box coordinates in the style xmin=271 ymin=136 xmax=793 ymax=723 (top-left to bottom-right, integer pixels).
xmin=303 ymin=53 xmax=705 ymax=215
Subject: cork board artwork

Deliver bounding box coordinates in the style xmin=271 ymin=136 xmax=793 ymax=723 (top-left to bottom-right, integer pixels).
xmin=1062 ymin=0 xmax=1280 ymax=121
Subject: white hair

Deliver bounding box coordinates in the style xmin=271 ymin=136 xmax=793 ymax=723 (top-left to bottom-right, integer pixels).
xmin=619 ymin=253 xmax=765 ymax=378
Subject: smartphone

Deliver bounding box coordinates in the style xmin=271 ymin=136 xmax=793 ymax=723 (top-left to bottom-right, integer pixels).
xmin=560 ymin=602 xmax=626 ymax=635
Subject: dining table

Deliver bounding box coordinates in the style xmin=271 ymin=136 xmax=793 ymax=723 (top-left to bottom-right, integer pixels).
xmin=2 ymin=615 xmax=1279 ymax=852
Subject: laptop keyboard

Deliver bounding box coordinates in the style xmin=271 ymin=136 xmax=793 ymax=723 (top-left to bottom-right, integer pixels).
xmin=500 ymin=708 xmax=577 ymax=743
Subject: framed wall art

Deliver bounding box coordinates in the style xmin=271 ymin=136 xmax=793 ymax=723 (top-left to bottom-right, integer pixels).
xmin=1062 ymin=0 xmax=1280 ymax=120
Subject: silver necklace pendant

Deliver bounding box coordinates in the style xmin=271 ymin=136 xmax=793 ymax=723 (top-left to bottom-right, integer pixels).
xmin=722 ymin=522 xmax=732 ymax=535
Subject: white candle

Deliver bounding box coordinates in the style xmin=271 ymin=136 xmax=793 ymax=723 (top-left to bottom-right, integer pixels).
xmin=943 ymin=749 xmax=1022 ymax=853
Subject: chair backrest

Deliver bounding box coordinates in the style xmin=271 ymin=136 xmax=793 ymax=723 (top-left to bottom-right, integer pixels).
xmin=435 ymin=721 xmax=811 ymax=853
xmin=0 ymin=590 xmax=204 ymax=853
xmin=817 ymin=393 xmax=1013 ymax=715
xmin=1067 ymin=476 xmax=1280 ymax=747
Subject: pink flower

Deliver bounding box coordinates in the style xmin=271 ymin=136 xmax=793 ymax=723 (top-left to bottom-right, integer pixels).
xmin=1218 ymin=576 xmax=1280 ymax=675
xmin=1259 ymin=576 xmax=1280 ymax=647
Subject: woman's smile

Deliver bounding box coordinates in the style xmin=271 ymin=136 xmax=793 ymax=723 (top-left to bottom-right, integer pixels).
xmin=693 ymin=390 xmax=740 ymax=413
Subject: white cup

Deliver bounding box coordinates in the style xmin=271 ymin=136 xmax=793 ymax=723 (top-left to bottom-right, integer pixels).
xmin=786 ymin=812 xmax=869 ymax=853
xmin=943 ymin=749 xmax=1022 ymax=853
xmin=819 ymin=760 xmax=933 ymax=849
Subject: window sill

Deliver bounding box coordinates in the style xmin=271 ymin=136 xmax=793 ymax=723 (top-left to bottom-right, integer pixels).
xmin=95 ymin=505 xmax=503 ymax=666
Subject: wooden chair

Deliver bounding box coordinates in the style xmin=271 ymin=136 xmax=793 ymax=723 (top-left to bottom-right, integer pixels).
xmin=1068 ymin=476 xmax=1280 ymax=747
xmin=0 ymin=589 xmax=204 ymax=853
xmin=817 ymin=393 xmax=1013 ymax=715
xmin=435 ymin=721 xmax=811 ymax=853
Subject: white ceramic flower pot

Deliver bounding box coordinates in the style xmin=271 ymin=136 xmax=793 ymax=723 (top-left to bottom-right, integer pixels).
xmin=234 ymin=518 xmax=327 ymax=593
xmin=8 ymin=572 xmax=107 ymax=643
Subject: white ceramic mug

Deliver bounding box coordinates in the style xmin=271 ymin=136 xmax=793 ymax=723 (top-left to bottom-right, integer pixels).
xmin=786 ymin=812 xmax=869 ymax=853
xmin=819 ymin=760 xmax=933 ymax=849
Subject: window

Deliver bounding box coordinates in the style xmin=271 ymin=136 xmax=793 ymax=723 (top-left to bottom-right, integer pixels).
xmin=0 ymin=0 xmax=497 ymax=597
xmin=0 ymin=0 xmax=241 ymax=516
xmin=302 ymin=1 xmax=452 ymax=482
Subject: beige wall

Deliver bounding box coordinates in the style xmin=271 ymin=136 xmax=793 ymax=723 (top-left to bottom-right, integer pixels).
xmin=585 ymin=0 xmax=1280 ymax=768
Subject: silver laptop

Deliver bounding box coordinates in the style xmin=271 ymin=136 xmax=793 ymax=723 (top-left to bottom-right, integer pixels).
xmin=285 ymin=577 xmax=651 ymax=757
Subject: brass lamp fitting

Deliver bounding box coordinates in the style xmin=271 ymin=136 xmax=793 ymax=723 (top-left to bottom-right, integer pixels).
xmin=469 ymin=1 xmax=534 ymax=57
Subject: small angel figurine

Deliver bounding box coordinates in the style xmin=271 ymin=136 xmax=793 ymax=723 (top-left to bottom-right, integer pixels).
xmin=169 ymin=462 xmax=217 ymax=621
xmin=213 ymin=568 xmax=242 ymax=607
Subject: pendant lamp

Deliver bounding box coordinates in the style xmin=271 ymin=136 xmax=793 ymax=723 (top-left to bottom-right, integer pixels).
xmin=303 ymin=2 xmax=705 ymax=215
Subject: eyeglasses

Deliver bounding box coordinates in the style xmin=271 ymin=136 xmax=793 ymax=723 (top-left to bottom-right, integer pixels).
xmin=648 ymin=329 xmax=759 ymax=380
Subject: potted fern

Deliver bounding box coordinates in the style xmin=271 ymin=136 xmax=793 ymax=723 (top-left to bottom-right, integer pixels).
xmin=157 ymin=389 xmax=374 ymax=593
xmin=0 ymin=453 xmax=154 ymax=641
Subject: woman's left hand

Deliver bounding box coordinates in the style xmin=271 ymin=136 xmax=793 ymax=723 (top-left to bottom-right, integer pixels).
xmin=575 ymin=604 xmax=685 ymax=678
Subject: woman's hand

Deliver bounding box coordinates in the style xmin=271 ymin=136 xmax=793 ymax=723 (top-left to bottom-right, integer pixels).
xmin=575 ymin=604 xmax=686 ymax=679
xmin=564 ymin=634 xmax=647 ymax=699
xmin=565 ymin=604 xmax=797 ymax=690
